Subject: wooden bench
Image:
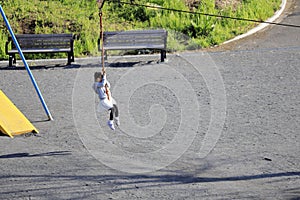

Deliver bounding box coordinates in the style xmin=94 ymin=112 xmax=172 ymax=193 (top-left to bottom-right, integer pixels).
xmin=5 ymin=33 xmax=75 ymax=67
xmin=100 ymin=29 xmax=167 ymax=62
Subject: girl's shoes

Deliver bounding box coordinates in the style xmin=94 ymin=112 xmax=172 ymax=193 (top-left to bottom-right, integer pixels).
xmin=107 ymin=120 xmax=115 ymax=130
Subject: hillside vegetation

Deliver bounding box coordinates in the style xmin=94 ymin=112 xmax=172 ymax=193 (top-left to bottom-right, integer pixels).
xmin=0 ymin=0 xmax=281 ymax=60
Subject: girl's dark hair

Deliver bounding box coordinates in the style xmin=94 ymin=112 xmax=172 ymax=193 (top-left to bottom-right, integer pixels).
xmin=94 ymin=72 xmax=103 ymax=81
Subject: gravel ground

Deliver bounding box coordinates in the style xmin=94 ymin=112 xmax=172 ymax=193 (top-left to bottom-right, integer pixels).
xmin=0 ymin=0 xmax=299 ymax=199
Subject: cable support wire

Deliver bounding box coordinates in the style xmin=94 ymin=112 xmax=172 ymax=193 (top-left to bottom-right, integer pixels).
xmin=107 ymin=0 xmax=300 ymax=29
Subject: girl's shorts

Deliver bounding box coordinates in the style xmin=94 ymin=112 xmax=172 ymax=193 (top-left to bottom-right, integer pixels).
xmin=98 ymin=97 xmax=116 ymax=112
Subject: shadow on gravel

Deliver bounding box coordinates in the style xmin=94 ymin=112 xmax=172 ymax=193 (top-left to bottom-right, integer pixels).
xmin=105 ymin=172 xmax=300 ymax=188
xmin=107 ymin=60 xmax=160 ymax=68
xmin=66 ymin=60 xmax=159 ymax=69
xmin=0 ymin=57 xmax=161 ymax=70
xmin=108 ymin=61 xmax=141 ymax=68
xmin=1 ymin=171 xmax=298 ymax=189
xmin=0 ymin=64 xmax=80 ymax=70
xmin=0 ymin=171 xmax=298 ymax=198
xmin=30 ymin=119 xmax=52 ymax=123
xmin=0 ymin=151 xmax=71 ymax=159
xmin=0 ymin=62 xmax=148 ymax=70
xmin=0 ymin=132 xmax=8 ymax=137
xmin=282 ymin=187 xmax=300 ymax=200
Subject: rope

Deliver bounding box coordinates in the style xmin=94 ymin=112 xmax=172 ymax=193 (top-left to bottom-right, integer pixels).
xmin=98 ymin=4 xmax=111 ymax=101
xmin=97 ymin=0 xmax=106 ymax=72
xmin=99 ymin=11 xmax=105 ymax=73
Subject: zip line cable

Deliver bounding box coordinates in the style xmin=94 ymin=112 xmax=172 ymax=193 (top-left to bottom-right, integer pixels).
xmin=108 ymin=0 xmax=300 ymax=29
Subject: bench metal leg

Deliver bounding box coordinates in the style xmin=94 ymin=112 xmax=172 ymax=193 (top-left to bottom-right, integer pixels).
xmin=9 ymin=56 xmax=13 ymax=67
xmin=161 ymin=50 xmax=166 ymax=62
xmin=71 ymin=52 xmax=75 ymax=62
xmin=67 ymin=56 xmax=71 ymax=65
xmin=8 ymin=54 xmax=15 ymax=67
xmin=67 ymin=52 xmax=74 ymax=65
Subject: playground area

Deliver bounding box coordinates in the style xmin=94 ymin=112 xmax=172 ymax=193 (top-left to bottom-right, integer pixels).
xmin=0 ymin=44 xmax=299 ymax=199
xmin=0 ymin=0 xmax=299 ymax=199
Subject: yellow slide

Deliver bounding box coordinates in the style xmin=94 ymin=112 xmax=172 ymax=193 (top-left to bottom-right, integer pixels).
xmin=0 ymin=90 xmax=38 ymax=138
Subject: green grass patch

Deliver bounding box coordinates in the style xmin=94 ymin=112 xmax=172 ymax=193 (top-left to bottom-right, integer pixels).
xmin=0 ymin=0 xmax=281 ymax=60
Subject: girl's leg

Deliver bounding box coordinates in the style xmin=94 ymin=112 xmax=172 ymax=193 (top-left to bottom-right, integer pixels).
xmin=101 ymin=99 xmax=116 ymax=130
xmin=113 ymin=104 xmax=119 ymax=117
xmin=109 ymin=106 xmax=115 ymax=120
xmin=113 ymin=104 xmax=120 ymax=126
xmin=107 ymin=107 xmax=115 ymax=130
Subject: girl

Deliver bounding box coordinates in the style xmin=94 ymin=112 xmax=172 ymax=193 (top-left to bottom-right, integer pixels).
xmin=93 ymin=71 xmax=119 ymax=130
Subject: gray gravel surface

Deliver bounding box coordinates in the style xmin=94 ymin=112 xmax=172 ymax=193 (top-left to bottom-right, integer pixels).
xmin=0 ymin=1 xmax=299 ymax=199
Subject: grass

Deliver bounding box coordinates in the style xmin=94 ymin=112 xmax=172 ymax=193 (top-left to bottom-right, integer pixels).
xmin=0 ymin=0 xmax=281 ymax=60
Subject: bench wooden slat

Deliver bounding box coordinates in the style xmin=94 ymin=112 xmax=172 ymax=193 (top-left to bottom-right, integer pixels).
xmin=105 ymin=45 xmax=165 ymax=50
xmin=5 ymin=33 xmax=75 ymax=67
xmin=7 ymin=48 xmax=72 ymax=53
xmin=105 ymin=39 xmax=165 ymax=44
xmin=13 ymin=34 xmax=73 ymax=49
xmin=101 ymin=29 xmax=167 ymax=62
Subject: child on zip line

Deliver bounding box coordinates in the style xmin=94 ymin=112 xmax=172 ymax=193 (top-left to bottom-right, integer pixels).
xmin=93 ymin=70 xmax=120 ymax=130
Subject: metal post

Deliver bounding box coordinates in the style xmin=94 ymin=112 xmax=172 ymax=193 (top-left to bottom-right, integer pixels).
xmin=0 ymin=5 xmax=53 ymax=121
